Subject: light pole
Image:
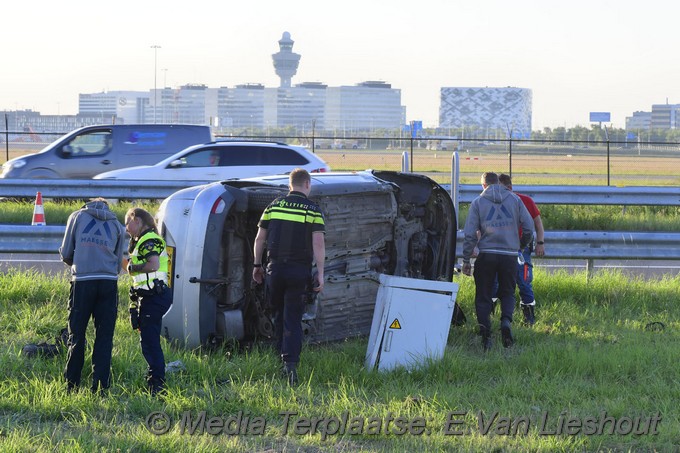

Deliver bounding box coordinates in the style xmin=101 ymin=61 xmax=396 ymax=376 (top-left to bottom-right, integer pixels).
xmin=151 ymin=45 xmax=161 ymax=123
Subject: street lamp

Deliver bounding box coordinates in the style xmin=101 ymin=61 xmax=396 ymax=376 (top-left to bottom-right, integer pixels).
xmin=151 ymin=45 xmax=161 ymax=123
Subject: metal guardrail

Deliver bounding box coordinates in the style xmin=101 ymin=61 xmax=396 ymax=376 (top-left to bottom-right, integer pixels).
xmin=1 ymin=179 xmax=678 ymax=271
xmin=1 ymin=178 xmax=679 ymax=206
xmin=3 ymin=225 xmax=680 ymax=263
xmin=0 ymin=178 xmax=214 ymax=200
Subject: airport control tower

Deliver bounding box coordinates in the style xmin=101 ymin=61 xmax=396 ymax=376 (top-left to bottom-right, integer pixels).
xmin=272 ymin=31 xmax=301 ymax=88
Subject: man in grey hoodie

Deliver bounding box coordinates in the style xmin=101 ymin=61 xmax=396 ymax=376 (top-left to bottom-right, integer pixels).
xmin=462 ymin=172 xmax=534 ymax=350
xmin=60 ymin=198 xmax=126 ymax=393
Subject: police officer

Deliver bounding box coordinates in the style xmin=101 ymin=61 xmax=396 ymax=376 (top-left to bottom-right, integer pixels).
xmin=252 ymin=168 xmax=326 ymax=386
xmin=125 ymin=208 xmax=172 ymax=395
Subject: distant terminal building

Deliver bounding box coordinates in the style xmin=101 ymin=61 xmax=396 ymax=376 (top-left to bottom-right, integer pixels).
xmin=8 ymin=32 xmax=403 ymax=133
xmin=79 ymin=91 xmax=149 ymax=124
xmin=439 ymin=87 xmax=532 ymax=138
xmin=325 ymin=81 xmax=404 ymax=131
xmin=1 ymin=109 xmax=105 ymax=136
xmin=264 ymin=82 xmax=327 ymax=130
xmin=84 ymin=32 xmax=403 ymax=132
xmin=218 ymin=83 xmax=267 ymax=129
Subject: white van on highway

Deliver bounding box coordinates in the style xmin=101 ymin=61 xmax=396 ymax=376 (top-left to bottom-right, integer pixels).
xmin=156 ymin=170 xmax=457 ymax=348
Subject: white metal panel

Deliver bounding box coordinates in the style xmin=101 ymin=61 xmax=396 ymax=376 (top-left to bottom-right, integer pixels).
xmin=365 ymin=274 xmax=458 ymax=371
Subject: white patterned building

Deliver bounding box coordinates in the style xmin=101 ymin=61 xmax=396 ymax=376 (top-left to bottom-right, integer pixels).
xmin=439 ymin=87 xmax=532 ymax=138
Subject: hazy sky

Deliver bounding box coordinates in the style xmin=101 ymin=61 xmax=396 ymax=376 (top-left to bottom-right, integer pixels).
xmin=2 ymin=1 xmax=678 ymax=129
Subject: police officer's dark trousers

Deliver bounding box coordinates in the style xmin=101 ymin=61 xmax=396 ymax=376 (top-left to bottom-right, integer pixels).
xmin=139 ymin=288 xmax=172 ymax=391
xmin=65 ymin=279 xmax=118 ymax=392
xmin=267 ymin=262 xmax=309 ymax=366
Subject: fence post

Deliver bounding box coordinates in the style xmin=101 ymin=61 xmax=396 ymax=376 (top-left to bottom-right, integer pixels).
xmin=4 ymin=114 xmax=8 ymax=162
xmin=586 ymin=259 xmax=595 ymax=281
xmin=401 ymin=151 xmax=410 ymax=172
xmin=451 ymin=151 xmax=460 ymax=230
xmin=605 ymin=126 xmax=610 ymax=186
xmin=508 ymin=137 xmax=513 ymax=177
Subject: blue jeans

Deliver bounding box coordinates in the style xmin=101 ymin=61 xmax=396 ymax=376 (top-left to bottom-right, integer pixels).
xmin=492 ymin=247 xmax=535 ymax=305
xmin=64 ymin=279 xmax=118 ymax=391
xmin=516 ymin=247 xmax=535 ymax=304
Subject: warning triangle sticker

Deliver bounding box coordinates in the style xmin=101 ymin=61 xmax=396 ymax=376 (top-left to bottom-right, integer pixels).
xmin=389 ymin=318 xmax=402 ymax=329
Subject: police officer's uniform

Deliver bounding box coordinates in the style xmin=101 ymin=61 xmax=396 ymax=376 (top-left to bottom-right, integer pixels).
xmin=258 ymin=191 xmax=325 ymax=370
xmin=129 ymin=229 xmax=172 ymax=393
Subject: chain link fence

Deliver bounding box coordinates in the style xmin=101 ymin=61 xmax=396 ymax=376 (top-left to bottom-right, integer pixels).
xmin=3 ymin=131 xmax=679 ymax=187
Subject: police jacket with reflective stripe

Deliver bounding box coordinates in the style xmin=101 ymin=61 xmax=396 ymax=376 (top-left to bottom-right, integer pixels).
xmin=258 ymin=191 xmax=325 ymax=265
xmin=130 ymin=229 xmax=169 ymax=291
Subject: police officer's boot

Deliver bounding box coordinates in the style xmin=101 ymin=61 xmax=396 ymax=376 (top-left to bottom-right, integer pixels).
xmin=500 ymin=317 xmax=514 ymax=348
xmin=479 ymin=326 xmax=492 ymax=352
xmin=147 ymin=376 xmax=166 ymax=396
xmin=282 ymin=362 xmax=298 ymax=386
xmin=521 ymin=302 xmax=536 ymax=326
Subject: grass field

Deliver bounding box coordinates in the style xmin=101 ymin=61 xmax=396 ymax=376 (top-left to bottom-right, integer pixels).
xmin=2 ymin=144 xmax=679 ymax=186
xmin=1 ymin=270 xmax=679 ymax=451
xmin=315 ymin=150 xmax=680 ymax=186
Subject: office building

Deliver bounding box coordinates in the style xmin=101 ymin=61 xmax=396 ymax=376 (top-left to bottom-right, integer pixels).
xmin=79 ymin=91 xmax=148 ymax=124
xmin=650 ymin=103 xmax=680 ymax=130
xmin=625 ymin=111 xmax=652 ymax=131
xmin=325 ymin=81 xmax=404 ymax=131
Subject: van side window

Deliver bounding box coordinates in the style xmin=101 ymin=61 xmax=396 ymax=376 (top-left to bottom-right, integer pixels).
xmin=63 ymin=131 xmax=112 ymax=157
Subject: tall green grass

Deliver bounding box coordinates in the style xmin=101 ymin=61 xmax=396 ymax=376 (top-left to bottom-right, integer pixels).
xmin=3 ymin=199 xmax=680 ymax=232
xmin=1 ymin=270 xmax=678 ymax=451
xmin=457 ymin=204 xmax=680 ymax=231
xmin=0 ymin=200 xmax=160 ymax=225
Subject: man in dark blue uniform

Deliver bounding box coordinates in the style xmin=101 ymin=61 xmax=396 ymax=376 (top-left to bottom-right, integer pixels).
xmin=253 ymin=168 xmax=326 ymax=386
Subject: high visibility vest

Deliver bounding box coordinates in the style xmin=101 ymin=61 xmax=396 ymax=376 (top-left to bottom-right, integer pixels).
xmin=130 ymin=230 xmax=168 ymax=291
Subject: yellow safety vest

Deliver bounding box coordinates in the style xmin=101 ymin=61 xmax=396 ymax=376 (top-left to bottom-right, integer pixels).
xmin=130 ymin=230 xmax=169 ymax=291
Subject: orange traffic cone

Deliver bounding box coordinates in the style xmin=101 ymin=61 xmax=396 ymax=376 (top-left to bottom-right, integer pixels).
xmin=32 ymin=191 xmax=46 ymax=226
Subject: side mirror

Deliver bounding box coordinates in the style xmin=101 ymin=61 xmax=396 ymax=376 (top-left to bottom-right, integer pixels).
xmin=62 ymin=145 xmax=74 ymax=156
xmin=169 ymin=159 xmax=183 ymax=168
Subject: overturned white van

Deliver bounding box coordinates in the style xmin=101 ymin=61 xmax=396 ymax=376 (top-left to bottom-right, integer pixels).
xmin=156 ymin=170 xmax=457 ymax=348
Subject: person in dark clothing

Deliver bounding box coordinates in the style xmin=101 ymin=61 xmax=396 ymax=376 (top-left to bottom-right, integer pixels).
xmin=252 ymin=168 xmax=326 ymax=386
xmin=462 ymin=172 xmax=534 ymax=350
xmin=60 ymin=198 xmax=126 ymax=394
xmin=125 ymin=207 xmax=172 ymax=396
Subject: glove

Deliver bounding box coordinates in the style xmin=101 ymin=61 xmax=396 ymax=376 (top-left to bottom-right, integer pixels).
xmin=129 ymin=304 xmax=140 ymax=331
xmin=129 ymin=286 xmax=139 ymax=303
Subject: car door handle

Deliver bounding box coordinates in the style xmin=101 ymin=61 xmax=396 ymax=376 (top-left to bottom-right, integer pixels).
xmin=101 ymin=159 xmax=112 ymax=165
